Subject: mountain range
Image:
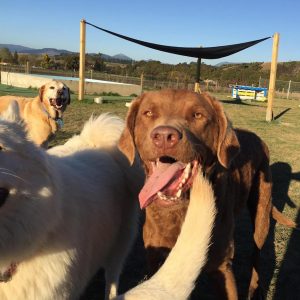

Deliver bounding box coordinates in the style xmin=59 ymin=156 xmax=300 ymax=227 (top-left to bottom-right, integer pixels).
xmin=0 ymin=43 xmax=133 ymax=61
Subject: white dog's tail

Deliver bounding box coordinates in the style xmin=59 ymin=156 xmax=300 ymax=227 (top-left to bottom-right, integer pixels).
xmin=116 ymin=170 xmax=216 ymax=300
xmin=75 ymin=113 xmax=125 ymax=148
xmin=49 ymin=113 xmax=125 ymax=156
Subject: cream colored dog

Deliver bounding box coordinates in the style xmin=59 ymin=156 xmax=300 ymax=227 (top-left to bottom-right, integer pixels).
xmin=115 ymin=170 xmax=216 ymax=300
xmin=0 ymin=80 xmax=70 ymax=147
xmin=0 ymin=102 xmax=143 ymax=300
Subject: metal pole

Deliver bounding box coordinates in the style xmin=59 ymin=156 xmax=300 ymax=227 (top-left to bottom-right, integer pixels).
xmin=266 ymin=33 xmax=280 ymax=122
xmin=79 ymin=19 xmax=86 ymax=101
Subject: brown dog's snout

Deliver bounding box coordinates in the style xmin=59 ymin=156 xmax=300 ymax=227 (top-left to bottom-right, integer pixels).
xmin=151 ymin=126 xmax=182 ymax=149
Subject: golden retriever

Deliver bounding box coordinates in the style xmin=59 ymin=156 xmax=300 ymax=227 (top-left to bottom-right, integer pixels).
xmin=0 ymin=80 xmax=70 ymax=147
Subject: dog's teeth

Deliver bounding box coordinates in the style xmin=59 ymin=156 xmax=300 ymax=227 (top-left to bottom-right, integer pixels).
xmin=176 ymin=189 xmax=182 ymax=198
xmin=184 ymin=163 xmax=191 ymax=174
xmin=158 ymin=192 xmax=168 ymax=200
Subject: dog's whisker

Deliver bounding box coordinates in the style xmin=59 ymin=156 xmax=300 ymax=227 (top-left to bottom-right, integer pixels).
xmin=0 ymin=168 xmax=14 ymax=172
xmin=0 ymin=172 xmax=27 ymax=183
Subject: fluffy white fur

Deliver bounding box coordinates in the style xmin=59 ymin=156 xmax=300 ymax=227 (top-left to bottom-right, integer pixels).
xmin=115 ymin=171 xmax=216 ymax=300
xmin=0 ymin=102 xmax=144 ymax=300
xmin=48 ymin=113 xmax=125 ymax=157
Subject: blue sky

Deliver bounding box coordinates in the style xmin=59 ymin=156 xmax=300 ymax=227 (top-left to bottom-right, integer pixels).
xmin=1 ymin=0 xmax=299 ymax=65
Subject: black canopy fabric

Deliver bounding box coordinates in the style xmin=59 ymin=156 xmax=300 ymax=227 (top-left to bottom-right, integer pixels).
xmin=85 ymin=21 xmax=270 ymax=59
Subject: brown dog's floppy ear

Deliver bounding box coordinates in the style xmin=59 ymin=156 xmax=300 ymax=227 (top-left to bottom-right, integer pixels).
xmin=212 ymin=96 xmax=240 ymax=169
xmin=39 ymin=84 xmax=45 ymax=102
xmin=118 ymin=96 xmax=142 ymax=165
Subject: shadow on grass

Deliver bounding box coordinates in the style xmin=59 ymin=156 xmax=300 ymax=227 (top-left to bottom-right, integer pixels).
xmin=219 ymin=98 xmax=262 ymax=107
xmin=274 ymin=108 xmax=291 ymax=120
xmin=270 ymin=162 xmax=300 ymax=299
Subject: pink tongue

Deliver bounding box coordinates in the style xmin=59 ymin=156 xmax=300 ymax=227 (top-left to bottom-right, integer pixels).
xmin=139 ymin=162 xmax=186 ymax=209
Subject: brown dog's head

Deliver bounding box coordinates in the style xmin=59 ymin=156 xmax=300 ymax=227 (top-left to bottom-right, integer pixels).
xmin=119 ymin=89 xmax=240 ymax=208
xmin=39 ymin=80 xmax=71 ymax=118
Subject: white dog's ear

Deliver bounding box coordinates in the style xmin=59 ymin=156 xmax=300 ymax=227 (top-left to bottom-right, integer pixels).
xmin=1 ymin=100 xmax=22 ymax=123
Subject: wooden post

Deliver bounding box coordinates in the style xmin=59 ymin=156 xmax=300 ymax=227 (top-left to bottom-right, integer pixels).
xmin=79 ymin=19 xmax=86 ymax=101
xmin=140 ymin=72 xmax=144 ymax=90
xmin=26 ymin=61 xmax=30 ymax=74
xmin=287 ymin=80 xmax=291 ymax=99
xmin=194 ymin=57 xmax=202 ymax=93
xmin=266 ymin=33 xmax=280 ymax=122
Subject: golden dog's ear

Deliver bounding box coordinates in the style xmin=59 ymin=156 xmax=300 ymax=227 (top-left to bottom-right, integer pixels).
xmin=39 ymin=84 xmax=45 ymax=102
xmin=210 ymin=95 xmax=240 ymax=169
xmin=118 ymin=96 xmax=142 ymax=165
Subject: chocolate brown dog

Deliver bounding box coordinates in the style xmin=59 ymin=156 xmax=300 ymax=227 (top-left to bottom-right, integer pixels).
xmin=118 ymin=89 xmax=296 ymax=299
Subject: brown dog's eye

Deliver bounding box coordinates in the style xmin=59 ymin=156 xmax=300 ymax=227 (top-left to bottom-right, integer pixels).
xmin=144 ymin=110 xmax=153 ymax=118
xmin=50 ymin=86 xmax=55 ymax=90
xmin=193 ymin=112 xmax=203 ymax=119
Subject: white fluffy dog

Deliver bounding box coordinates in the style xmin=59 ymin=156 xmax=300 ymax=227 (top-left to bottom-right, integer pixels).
xmin=0 ymin=102 xmax=143 ymax=300
xmin=115 ymin=170 xmax=216 ymax=300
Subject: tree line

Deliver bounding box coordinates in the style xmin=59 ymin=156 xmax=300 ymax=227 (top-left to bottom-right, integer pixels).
xmin=1 ymin=47 xmax=299 ymax=86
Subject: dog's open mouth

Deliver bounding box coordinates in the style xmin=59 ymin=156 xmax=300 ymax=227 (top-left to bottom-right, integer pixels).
xmin=139 ymin=157 xmax=199 ymax=208
xmin=49 ymin=98 xmax=65 ymax=110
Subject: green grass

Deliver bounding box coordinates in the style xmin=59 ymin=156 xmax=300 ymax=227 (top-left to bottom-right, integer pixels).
xmin=1 ymin=84 xmax=300 ymax=299
xmin=0 ymin=83 xmax=38 ymax=97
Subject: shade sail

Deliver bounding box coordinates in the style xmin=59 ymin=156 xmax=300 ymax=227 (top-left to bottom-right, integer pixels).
xmin=85 ymin=21 xmax=270 ymax=59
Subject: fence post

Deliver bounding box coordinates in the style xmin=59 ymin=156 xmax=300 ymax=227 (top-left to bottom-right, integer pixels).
xmin=287 ymin=80 xmax=291 ymax=99
xmin=194 ymin=57 xmax=202 ymax=93
xmin=140 ymin=72 xmax=144 ymax=90
xmin=25 ymin=61 xmax=30 ymax=74
xmin=79 ymin=19 xmax=86 ymax=101
xmin=266 ymin=32 xmax=280 ymax=122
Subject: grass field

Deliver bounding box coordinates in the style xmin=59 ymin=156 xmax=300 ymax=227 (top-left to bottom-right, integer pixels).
xmin=0 ymin=84 xmax=299 ymax=299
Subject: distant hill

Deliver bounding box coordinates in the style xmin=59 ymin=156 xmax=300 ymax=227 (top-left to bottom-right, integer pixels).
xmin=215 ymin=61 xmax=241 ymax=67
xmin=0 ymin=44 xmax=133 ymax=61
xmin=0 ymin=44 xmax=74 ymax=56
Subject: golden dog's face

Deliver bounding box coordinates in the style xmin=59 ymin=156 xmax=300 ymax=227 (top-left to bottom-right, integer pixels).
xmin=39 ymin=80 xmax=71 ymax=117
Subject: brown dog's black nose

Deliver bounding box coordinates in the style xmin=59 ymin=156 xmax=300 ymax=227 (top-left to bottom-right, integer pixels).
xmin=151 ymin=126 xmax=182 ymax=149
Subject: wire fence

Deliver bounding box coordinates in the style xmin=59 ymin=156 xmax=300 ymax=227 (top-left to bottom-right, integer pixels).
xmin=259 ymin=77 xmax=300 ymax=99
xmin=1 ymin=64 xmax=300 ymax=99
